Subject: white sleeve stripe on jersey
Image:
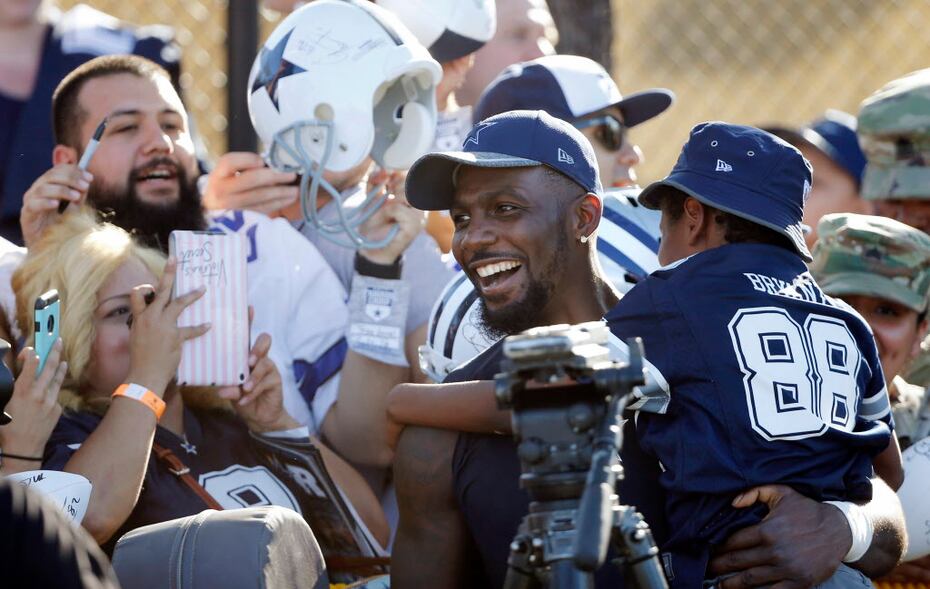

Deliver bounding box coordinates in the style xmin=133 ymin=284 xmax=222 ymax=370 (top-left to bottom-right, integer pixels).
xmin=862 ymin=387 xmax=892 ymax=418
xmin=860 ymin=407 xmax=891 ymax=421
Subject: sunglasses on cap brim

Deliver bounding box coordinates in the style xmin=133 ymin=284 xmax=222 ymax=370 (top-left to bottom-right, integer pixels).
xmin=574 ymin=115 xmax=627 ymax=152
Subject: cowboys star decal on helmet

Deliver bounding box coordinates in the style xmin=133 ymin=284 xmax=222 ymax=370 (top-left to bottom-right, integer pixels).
xmin=250 ymin=31 xmax=305 ymax=111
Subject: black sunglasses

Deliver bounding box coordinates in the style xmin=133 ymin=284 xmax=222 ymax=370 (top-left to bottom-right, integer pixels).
xmin=574 ymin=115 xmax=627 ymax=152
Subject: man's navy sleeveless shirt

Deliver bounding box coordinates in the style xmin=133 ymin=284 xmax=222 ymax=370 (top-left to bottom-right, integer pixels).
xmin=605 ymin=243 xmax=892 ymax=586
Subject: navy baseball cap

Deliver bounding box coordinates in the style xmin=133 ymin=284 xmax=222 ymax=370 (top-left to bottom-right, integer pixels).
xmin=801 ymin=110 xmax=867 ymax=186
xmin=474 ymin=55 xmax=674 ymax=127
xmin=761 ymin=110 xmax=866 ymax=187
xmin=639 ymin=122 xmax=814 ymax=262
xmin=406 ymin=109 xmax=602 ymax=211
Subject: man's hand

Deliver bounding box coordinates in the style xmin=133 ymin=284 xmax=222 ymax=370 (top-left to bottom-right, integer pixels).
xmin=359 ymin=169 xmax=425 ymax=264
xmin=201 ymin=152 xmax=298 ymax=215
xmin=21 ymin=164 xmax=92 ymax=247
xmin=708 ymin=484 xmax=849 ymax=588
xmin=880 ymin=555 xmax=930 ymax=583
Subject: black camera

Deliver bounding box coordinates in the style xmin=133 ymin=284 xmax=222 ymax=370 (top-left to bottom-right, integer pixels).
xmin=495 ymin=322 xmax=667 ymax=589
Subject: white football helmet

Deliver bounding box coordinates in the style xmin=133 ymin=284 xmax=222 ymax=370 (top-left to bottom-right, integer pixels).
xmin=248 ymin=0 xmax=442 ymax=248
xmin=375 ymin=0 xmax=496 ymax=62
xmin=418 ymin=188 xmax=662 ymax=382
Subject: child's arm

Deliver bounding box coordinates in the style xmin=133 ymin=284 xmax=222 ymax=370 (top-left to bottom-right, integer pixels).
xmin=872 ymin=434 xmax=904 ymax=491
xmin=385 ymin=381 xmax=511 ymax=448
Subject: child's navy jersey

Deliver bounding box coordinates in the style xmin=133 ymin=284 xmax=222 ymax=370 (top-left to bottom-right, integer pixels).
xmin=605 ymin=243 xmax=892 ymax=587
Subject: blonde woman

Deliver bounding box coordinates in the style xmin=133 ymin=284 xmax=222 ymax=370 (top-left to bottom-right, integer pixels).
xmin=13 ymin=210 xmax=388 ymax=558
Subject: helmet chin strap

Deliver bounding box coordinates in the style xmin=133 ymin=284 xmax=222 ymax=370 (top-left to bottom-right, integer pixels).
xmin=269 ymin=120 xmax=399 ymax=250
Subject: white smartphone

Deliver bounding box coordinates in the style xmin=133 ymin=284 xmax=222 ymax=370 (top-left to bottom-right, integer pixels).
xmin=169 ymin=231 xmax=249 ymax=387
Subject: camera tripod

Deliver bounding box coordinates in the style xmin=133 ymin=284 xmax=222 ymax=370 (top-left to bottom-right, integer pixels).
xmin=496 ymin=325 xmax=669 ymax=589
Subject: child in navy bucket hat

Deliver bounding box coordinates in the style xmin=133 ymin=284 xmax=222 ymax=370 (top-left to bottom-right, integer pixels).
xmin=638 ymin=121 xmax=814 ymax=261
xmin=606 ymin=122 xmax=901 ymax=586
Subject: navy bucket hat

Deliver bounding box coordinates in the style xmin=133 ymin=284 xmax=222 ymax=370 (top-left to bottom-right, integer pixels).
xmin=639 ymin=122 xmax=814 ymax=262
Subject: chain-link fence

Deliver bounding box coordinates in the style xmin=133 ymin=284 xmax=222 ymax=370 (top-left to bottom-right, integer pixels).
xmin=57 ymin=0 xmax=930 ymax=177
xmin=614 ymin=0 xmax=930 ymax=184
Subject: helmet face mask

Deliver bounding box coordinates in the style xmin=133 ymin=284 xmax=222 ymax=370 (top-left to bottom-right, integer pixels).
xmin=267 ymin=118 xmax=397 ymax=248
xmin=248 ymin=0 xmax=441 ymax=248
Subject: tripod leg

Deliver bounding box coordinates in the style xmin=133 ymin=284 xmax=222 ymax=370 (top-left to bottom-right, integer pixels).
xmin=549 ymin=559 xmax=594 ymax=589
xmin=609 ymin=506 xmax=669 ymax=589
xmin=503 ymin=565 xmax=538 ymax=589
xmin=504 ymin=538 xmax=540 ymax=589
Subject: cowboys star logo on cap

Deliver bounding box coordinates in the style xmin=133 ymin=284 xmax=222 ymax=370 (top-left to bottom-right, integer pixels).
xmin=464 ymin=121 xmax=497 ymax=148
xmin=406 ymin=110 xmax=603 ymax=212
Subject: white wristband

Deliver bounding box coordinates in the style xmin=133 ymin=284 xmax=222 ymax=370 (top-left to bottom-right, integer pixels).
xmin=347 ymin=274 xmax=410 ymax=367
xmin=261 ymin=426 xmax=311 ymax=440
xmin=824 ymin=500 xmax=873 ymax=562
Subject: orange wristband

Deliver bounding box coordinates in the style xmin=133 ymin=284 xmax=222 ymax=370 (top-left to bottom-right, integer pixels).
xmin=112 ymin=383 xmax=166 ymax=421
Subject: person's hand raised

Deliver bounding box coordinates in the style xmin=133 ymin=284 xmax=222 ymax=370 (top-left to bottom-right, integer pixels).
xmin=358 ymin=169 xmax=425 ymax=264
xmin=0 ymin=341 xmax=67 ymax=472
xmin=125 ymin=258 xmax=210 ymax=396
xmin=218 ymin=324 xmax=300 ymax=434
xmin=201 ymin=152 xmax=298 ymax=215
xmin=21 ymin=164 xmax=93 ymax=247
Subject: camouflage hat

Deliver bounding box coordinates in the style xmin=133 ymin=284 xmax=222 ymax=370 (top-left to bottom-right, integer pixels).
xmin=811 ymin=213 xmax=930 ymax=313
xmin=858 ymin=68 xmax=930 ymax=200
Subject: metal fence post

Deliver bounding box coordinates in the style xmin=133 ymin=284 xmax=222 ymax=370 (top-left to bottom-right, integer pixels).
xmin=227 ymin=0 xmax=259 ymax=152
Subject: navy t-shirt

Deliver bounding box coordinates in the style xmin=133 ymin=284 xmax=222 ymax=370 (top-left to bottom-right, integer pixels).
xmin=605 ymin=243 xmax=892 ymax=586
xmin=449 ymin=340 xmax=665 ymax=587
xmin=44 ymin=406 xmax=302 ymax=554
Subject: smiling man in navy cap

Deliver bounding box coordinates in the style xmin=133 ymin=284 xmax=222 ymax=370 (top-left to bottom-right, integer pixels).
xmin=405 ymin=109 xmax=612 ymax=338
xmin=391 ymin=114 xmax=908 ymax=588
xmin=606 ymin=121 xmax=903 ymax=587
xmin=393 ymin=109 xmax=630 ymax=588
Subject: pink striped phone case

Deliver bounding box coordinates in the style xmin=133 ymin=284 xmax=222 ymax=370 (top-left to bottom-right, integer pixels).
xmin=169 ymin=231 xmax=249 ymax=387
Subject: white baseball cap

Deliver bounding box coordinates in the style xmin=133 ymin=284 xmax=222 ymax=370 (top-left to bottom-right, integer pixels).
xmin=475 ymin=54 xmax=674 ymax=127
xmin=375 ymin=0 xmax=496 ymax=62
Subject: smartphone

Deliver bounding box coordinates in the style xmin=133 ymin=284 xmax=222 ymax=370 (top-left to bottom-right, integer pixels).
xmin=169 ymin=231 xmax=249 ymax=387
xmin=34 ymin=289 xmax=60 ymax=375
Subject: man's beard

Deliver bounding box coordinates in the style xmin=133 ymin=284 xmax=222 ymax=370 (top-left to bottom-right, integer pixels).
xmin=476 ymin=230 xmax=568 ymax=339
xmin=87 ymin=159 xmax=207 ymax=253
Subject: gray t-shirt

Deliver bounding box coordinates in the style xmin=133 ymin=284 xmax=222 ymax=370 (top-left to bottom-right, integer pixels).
xmin=291 ymin=195 xmax=454 ymax=334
